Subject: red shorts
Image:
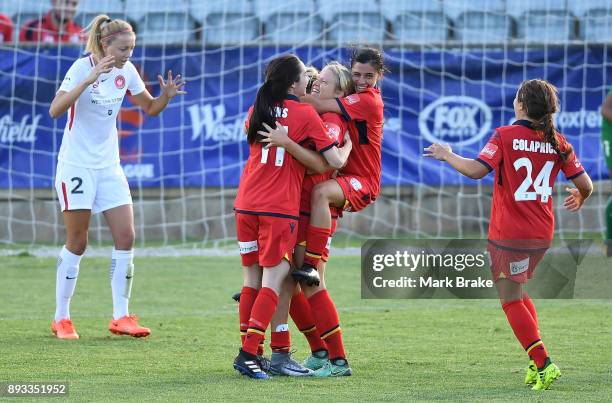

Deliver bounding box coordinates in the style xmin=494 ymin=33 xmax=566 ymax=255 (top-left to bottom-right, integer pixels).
xmin=296 ymin=214 xmax=338 ymax=262
xmin=487 ymin=243 xmax=547 ymax=284
xmin=335 ymin=175 xmax=377 ymax=212
xmin=235 ymin=212 xmax=298 ymax=268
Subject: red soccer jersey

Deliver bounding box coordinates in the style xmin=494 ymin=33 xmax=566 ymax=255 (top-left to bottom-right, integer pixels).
xmin=476 ymin=120 xmax=585 ymax=247
xmin=19 ymin=11 xmax=84 ymax=44
xmin=336 ymin=87 xmax=384 ymax=195
xmin=0 ymin=13 xmax=13 ymax=43
xmin=300 ymin=112 xmax=348 ymax=213
xmin=235 ymin=95 xmax=338 ymax=218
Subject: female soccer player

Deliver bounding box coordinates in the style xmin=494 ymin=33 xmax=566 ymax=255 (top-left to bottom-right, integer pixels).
xmin=294 ymin=46 xmax=385 ymax=288
xmin=48 ymin=15 xmax=185 ymax=339
xmin=260 ymin=61 xmax=356 ymax=377
xmin=259 ymin=47 xmax=385 ymax=376
xmin=424 ymin=79 xmax=593 ymax=390
xmin=233 ymin=54 xmax=351 ymax=379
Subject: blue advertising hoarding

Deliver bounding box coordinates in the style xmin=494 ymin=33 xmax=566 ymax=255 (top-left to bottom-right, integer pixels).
xmin=0 ymin=46 xmax=609 ymax=189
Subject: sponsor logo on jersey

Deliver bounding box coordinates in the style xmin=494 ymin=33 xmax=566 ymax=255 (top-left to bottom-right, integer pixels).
xmin=345 ymin=94 xmax=360 ymax=105
xmin=509 ymin=257 xmax=529 ymax=275
xmin=419 ymin=96 xmax=492 ymax=146
xmin=0 ymin=114 xmax=40 ymax=143
xmin=480 ymin=143 xmax=498 ymax=158
xmin=350 ymin=177 xmax=363 ymax=191
xmin=115 ymin=75 xmax=126 ymax=89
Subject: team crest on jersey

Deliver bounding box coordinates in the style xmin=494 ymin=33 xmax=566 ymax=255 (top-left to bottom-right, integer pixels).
xmin=115 ymin=75 xmax=126 ymax=89
xmin=345 ymin=94 xmax=360 ymax=105
xmin=350 ymin=177 xmax=362 ymax=191
xmin=480 ymin=143 xmax=498 ymax=158
xmin=574 ymin=160 xmax=581 ymax=168
xmin=324 ymin=122 xmax=341 ymax=141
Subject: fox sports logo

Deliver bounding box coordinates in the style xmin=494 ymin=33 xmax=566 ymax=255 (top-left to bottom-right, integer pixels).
xmin=419 ymin=96 xmax=492 ymax=146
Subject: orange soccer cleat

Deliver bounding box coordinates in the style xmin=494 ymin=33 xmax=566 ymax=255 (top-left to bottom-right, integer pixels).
xmin=108 ymin=315 xmax=151 ymax=338
xmin=51 ymin=319 xmax=79 ymax=340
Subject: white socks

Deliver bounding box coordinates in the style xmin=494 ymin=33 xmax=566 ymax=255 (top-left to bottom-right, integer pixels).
xmin=54 ymin=246 xmax=82 ymax=321
xmin=110 ymin=248 xmax=134 ymax=320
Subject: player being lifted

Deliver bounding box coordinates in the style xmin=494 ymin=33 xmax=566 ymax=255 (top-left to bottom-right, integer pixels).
xmin=424 ymin=79 xmax=593 ymax=390
xmin=233 ymin=54 xmax=351 ymax=379
xmin=260 ymin=61 xmax=356 ymax=377
xmin=294 ymin=46 xmax=385 ymax=286
xmin=49 ymin=15 xmax=185 ymax=339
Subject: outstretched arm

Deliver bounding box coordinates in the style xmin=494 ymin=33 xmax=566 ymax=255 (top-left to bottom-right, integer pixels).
xmin=423 ymin=143 xmax=489 ymax=179
xmin=300 ymin=94 xmax=342 ymax=115
xmin=130 ymin=70 xmax=186 ymax=116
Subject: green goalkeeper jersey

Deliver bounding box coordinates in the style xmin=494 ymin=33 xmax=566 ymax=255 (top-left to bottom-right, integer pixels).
xmin=603 ymin=89 xmax=612 ymax=168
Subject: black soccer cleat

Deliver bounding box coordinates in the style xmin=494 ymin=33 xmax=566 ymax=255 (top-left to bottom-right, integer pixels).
xmin=233 ymin=348 xmax=269 ymax=379
xmin=291 ymin=264 xmax=320 ymax=286
xmin=232 ymin=292 xmax=241 ymax=302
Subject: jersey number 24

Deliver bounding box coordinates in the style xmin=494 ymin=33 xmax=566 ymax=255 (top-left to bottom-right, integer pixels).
xmin=513 ymin=158 xmax=553 ymax=203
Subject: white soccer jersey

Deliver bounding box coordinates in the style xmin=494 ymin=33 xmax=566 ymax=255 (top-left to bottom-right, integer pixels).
xmin=57 ymin=55 xmax=146 ymax=168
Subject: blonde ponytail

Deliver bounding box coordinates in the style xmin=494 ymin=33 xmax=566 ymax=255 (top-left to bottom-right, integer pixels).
xmin=85 ymin=14 xmax=134 ymax=60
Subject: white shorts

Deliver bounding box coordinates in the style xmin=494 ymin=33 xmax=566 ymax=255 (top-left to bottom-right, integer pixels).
xmin=54 ymin=162 xmax=132 ymax=214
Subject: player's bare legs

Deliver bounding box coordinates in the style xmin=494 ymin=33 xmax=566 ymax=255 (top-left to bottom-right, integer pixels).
xmin=52 ymin=209 xmax=90 ymax=339
xmin=104 ymin=204 xmax=149 ymax=337
xmin=64 ymin=210 xmax=91 ymax=255
xmin=293 ymin=180 xmax=344 ymax=285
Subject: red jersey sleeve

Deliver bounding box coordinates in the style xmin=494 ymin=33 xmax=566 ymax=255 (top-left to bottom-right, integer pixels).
xmin=304 ymin=108 xmax=338 ymax=153
xmin=336 ymin=89 xmax=377 ymax=122
xmin=558 ymin=136 xmax=585 ymax=179
xmin=477 ymin=131 xmax=503 ymax=172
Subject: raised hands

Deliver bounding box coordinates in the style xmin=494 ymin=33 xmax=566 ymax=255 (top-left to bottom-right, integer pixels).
xmin=158 ymin=70 xmax=187 ymax=99
xmin=85 ymin=55 xmax=115 ymax=85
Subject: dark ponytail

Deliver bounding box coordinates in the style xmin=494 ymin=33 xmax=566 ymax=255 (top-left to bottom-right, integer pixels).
xmin=517 ymin=79 xmax=572 ymax=161
xmin=247 ymin=55 xmax=303 ymax=144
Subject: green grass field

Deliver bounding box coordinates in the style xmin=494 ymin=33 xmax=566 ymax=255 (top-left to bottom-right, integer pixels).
xmin=1 ymin=254 xmax=611 ymax=402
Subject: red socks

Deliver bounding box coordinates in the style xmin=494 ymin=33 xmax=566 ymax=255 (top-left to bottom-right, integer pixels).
xmin=522 ymin=295 xmax=539 ymax=330
xmin=308 ymin=290 xmax=345 ymax=360
xmin=303 ymin=225 xmax=330 ymax=268
xmin=243 ymin=287 xmax=278 ymax=356
xmin=239 ymin=287 xmax=258 ymax=346
xmin=270 ymin=330 xmax=291 ymax=353
xmin=502 ymin=300 xmax=548 ymax=368
xmin=290 ymin=292 xmax=327 ymax=353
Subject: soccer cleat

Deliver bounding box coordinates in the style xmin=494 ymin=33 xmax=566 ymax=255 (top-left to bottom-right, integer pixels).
xmin=257 ymin=355 xmax=271 ymax=373
xmin=291 ymin=264 xmax=320 ymax=286
xmin=108 ymin=315 xmax=151 ymax=338
xmin=233 ymin=349 xmax=269 ymax=379
xmin=524 ymin=360 xmax=538 ymax=385
xmin=532 ymin=362 xmax=561 ymax=390
xmin=269 ymin=351 xmax=314 ymax=377
xmin=51 ymin=319 xmax=79 ymax=340
xmin=313 ymin=358 xmax=352 ymax=377
xmin=232 ymin=292 xmax=241 ymax=302
xmin=302 ymin=349 xmax=329 ymax=371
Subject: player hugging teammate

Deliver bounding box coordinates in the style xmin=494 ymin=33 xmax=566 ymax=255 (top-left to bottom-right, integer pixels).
xmin=233 ymin=47 xmax=385 ymax=379
xmin=232 ymin=54 xmax=352 ymax=379
xmin=425 ymin=79 xmax=593 ymax=390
